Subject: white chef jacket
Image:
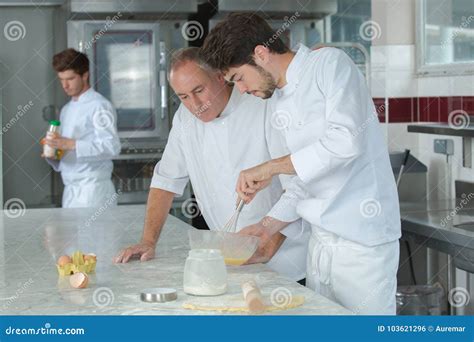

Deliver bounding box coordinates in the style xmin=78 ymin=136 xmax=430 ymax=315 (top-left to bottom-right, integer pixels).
xmin=151 ymin=86 xmax=309 ymax=280
xmin=267 ymin=44 xmax=401 ymax=247
xmin=47 ymin=88 xmax=121 ymax=207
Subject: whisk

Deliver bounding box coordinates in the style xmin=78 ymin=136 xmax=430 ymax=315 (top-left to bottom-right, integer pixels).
xmin=222 ymin=199 xmax=245 ymax=233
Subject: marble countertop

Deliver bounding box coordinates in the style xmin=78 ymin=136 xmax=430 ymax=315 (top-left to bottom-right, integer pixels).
xmin=0 ymin=205 xmax=350 ymax=315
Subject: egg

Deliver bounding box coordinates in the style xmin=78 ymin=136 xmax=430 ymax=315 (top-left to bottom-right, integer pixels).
xmin=69 ymin=272 xmax=89 ymax=289
xmin=83 ymin=253 xmax=97 ymax=262
xmin=57 ymin=255 xmax=72 ymax=266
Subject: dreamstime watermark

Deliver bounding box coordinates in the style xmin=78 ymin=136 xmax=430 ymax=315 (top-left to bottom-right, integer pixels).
xmin=82 ymin=190 xmax=122 ymax=230
xmin=448 ymin=287 xmax=470 ymax=308
xmin=177 ymin=100 xmax=212 ymax=139
xmin=3 ymin=198 xmax=26 ymax=219
xmin=4 ymin=323 xmax=84 ymax=336
xmin=261 ymin=191 xmax=306 ymax=239
xmin=83 ymin=12 xmax=123 ymax=50
xmin=270 ymin=287 xmax=292 ymax=308
xmin=1 ymin=101 xmax=34 ymax=136
xmin=3 ymin=20 xmax=26 ymax=41
xmin=448 ymin=110 xmax=470 ymax=130
xmin=92 ymin=287 xmax=115 ymax=308
xmin=263 ymin=12 xmax=300 ymax=48
xmin=194 ymin=100 xmax=211 ymax=119
xmin=460 ymin=15 xmax=473 ymax=28
xmin=181 ymin=21 xmax=204 ymax=42
xmin=352 ymin=111 xmax=378 ymax=138
xmin=181 ymin=198 xmax=201 ymax=219
xmin=261 ymin=215 xmax=307 ymax=242
xmin=440 ymin=15 xmax=474 ymax=47
xmin=2 ymin=278 xmax=34 ymax=310
xmin=92 ymin=109 xmax=115 ymax=130
xmin=353 ymin=278 xmax=389 ymax=314
xmin=270 ymin=110 xmax=292 ymax=130
xmin=440 ymin=192 xmax=474 ymax=227
xmin=359 ymin=20 xmax=382 ymax=41
xmin=360 ymin=198 xmax=382 ymax=218
xmin=375 ymin=103 xmax=386 ymax=116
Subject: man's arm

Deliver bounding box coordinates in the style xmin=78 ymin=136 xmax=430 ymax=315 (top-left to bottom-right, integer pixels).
xmin=239 ymin=216 xmax=292 ymax=249
xmin=244 ymin=232 xmax=286 ymax=265
xmin=236 ymin=155 xmax=294 ymax=203
xmin=113 ymin=188 xmax=175 ymax=263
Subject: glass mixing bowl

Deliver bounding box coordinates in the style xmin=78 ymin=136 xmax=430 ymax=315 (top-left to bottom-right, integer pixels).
xmin=188 ymin=229 xmax=259 ymax=266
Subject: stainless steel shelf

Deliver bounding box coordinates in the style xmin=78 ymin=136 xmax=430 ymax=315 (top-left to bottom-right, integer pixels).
xmin=408 ymin=123 xmax=474 ymax=137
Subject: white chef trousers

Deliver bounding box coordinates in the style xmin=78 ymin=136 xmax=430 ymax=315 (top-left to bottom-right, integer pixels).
xmin=306 ymin=225 xmax=399 ymax=315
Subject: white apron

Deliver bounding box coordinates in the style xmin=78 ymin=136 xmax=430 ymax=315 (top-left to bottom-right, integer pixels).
xmin=62 ymin=172 xmax=117 ymax=209
xmin=307 ymin=225 xmax=399 ymax=315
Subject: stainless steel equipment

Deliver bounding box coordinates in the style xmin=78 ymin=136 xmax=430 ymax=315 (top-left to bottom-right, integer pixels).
xmin=68 ymin=0 xmax=197 ymax=14
xmin=0 ymin=0 xmax=200 ymax=208
xmin=390 ymin=151 xmax=428 ymax=203
xmin=65 ymin=3 xmax=199 ymax=206
xmin=209 ymin=0 xmax=336 ymax=50
xmin=396 ymin=149 xmax=411 ymax=187
xmin=215 ymin=0 xmax=337 ymax=19
xmin=209 ymin=0 xmax=372 ymax=86
xmin=110 ymin=140 xmax=192 ymax=207
xmin=67 ymin=21 xmax=169 ymax=140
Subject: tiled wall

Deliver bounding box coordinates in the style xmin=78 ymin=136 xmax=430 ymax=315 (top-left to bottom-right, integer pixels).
xmin=373 ymin=96 xmax=474 ymax=123
xmin=371 ymin=44 xmax=473 ymax=124
xmin=371 ymin=44 xmax=474 ymax=203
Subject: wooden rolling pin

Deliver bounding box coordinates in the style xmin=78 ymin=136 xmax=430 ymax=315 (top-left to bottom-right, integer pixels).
xmin=241 ymin=280 xmax=265 ymax=313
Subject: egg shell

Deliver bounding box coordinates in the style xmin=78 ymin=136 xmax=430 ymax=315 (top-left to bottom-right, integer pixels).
xmin=69 ymin=272 xmax=89 ymax=289
xmin=57 ymin=255 xmax=72 ymax=267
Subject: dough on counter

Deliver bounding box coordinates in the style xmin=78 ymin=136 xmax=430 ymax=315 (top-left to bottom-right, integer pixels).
xmin=183 ymin=294 xmax=304 ymax=313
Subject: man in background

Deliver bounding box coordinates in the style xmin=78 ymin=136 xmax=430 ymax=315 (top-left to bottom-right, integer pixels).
xmin=43 ymin=48 xmax=121 ymax=208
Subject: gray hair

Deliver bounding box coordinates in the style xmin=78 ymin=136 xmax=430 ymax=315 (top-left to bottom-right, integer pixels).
xmin=168 ymin=47 xmax=215 ymax=79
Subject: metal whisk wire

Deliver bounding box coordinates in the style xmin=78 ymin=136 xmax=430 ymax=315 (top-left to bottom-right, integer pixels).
xmin=222 ymin=199 xmax=245 ymax=233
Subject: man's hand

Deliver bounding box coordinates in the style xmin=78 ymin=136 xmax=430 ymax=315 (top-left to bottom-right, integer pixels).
xmin=236 ymin=162 xmax=273 ymax=204
xmin=244 ymin=232 xmax=286 ymax=265
xmin=236 ymin=155 xmax=295 ymax=204
xmin=45 ymin=135 xmax=76 ymax=151
xmin=238 ymin=221 xmax=273 ymax=249
xmin=239 ymin=216 xmax=291 ymax=249
xmin=113 ymin=241 xmax=156 ymax=263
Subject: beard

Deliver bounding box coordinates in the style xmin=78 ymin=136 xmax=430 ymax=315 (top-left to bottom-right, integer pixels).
xmin=249 ymin=65 xmax=277 ymax=99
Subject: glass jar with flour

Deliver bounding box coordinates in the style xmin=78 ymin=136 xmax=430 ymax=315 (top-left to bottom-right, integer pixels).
xmin=183 ymin=249 xmax=227 ymax=296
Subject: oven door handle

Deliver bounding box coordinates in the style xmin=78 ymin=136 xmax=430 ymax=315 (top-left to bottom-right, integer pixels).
xmin=159 ymin=41 xmax=168 ymax=120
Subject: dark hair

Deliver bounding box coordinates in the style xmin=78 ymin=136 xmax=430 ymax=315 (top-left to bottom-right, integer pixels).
xmin=201 ymin=12 xmax=290 ymax=72
xmin=52 ymin=48 xmax=89 ymax=75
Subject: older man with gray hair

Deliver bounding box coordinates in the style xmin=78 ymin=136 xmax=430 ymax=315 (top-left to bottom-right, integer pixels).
xmin=114 ymin=47 xmax=309 ymax=282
